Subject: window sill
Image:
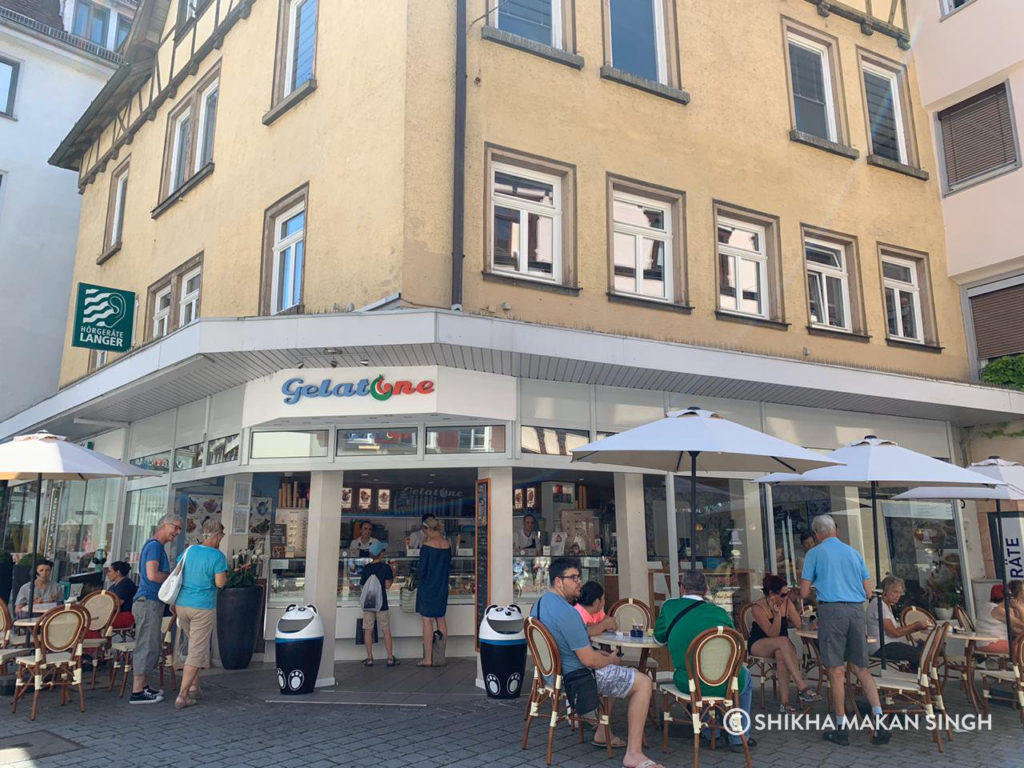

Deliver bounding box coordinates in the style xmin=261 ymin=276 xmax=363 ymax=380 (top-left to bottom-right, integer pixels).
xmin=151 ymin=162 xmax=215 ymax=219
xmin=0 ymin=112 xmax=15 ymax=121
xmin=715 ymin=310 xmax=790 ymax=330
xmin=599 ymin=66 xmax=690 ymax=105
xmin=789 ymin=130 xmax=859 ymax=160
xmin=806 ymin=325 xmax=870 ymax=343
xmin=481 ymin=270 xmax=580 ymax=295
xmin=943 ymin=161 xmax=1021 ymax=197
xmin=97 ymin=241 xmax=122 ymax=265
xmin=263 ymin=78 xmax=317 ymax=126
xmin=866 ymin=155 xmax=929 ymax=181
xmin=269 ymin=303 xmax=305 ymax=317
xmin=480 ymin=26 xmax=584 ymax=70
xmin=886 ymin=338 xmax=944 ymax=354
xmin=607 ymin=292 xmax=692 ymax=313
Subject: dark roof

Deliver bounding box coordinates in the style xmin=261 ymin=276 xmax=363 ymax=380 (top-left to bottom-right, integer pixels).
xmin=0 ymin=0 xmax=62 ymax=28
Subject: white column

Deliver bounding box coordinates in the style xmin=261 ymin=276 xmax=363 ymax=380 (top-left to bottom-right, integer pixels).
xmin=484 ymin=467 xmax=514 ymax=606
xmin=306 ymin=470 xmax=342 ymax=687
xmin=613 ymin=472 xmax=649 ymax=601
xmin=220 ymin=473 xmax=253 ymax=556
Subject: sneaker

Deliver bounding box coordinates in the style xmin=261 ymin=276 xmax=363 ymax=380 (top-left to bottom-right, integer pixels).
xmin=778 ymin=703 xmax=799 ymax=714
xmin=871 ymin=727 xmax=891 ymax=745
xmin=823 ymin=728 xmax=849 ymax=746
xmin=798 ymin=688 xmax=821 ymax=703
xmin=129 ymin=689 xmax=164 ymax=705
xmin=145 ymin=686 xmax=164 ymax=697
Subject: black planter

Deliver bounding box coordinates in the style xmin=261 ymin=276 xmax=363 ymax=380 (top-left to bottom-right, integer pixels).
xmin=217 ymin=585 xmax=263 ymax=670
xmin=0 ymin=561 xmax=12 ymax=606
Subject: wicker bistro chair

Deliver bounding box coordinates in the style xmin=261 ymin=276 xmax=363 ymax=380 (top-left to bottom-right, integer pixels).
xmin=521 ymin=617 xmax=613 ymax=765
xmin=874 ymin=622 xmax=951 ymax=753
xmin=79 ymin=590 xmax=119 ymax=689
xmin=11 ymin=604 xmax=89 ymax=721
xmin=738 ymin=603 xmax=779 ymax=707
xmin=900 ymin=606 xmax=937 ymax=645
xmin=607 ymin=598 xmax=659 ymax=680
xmin=0 ymin=598 xmax=30 ymax=674
xmin=980 ymin=631 xmax=1024 ymax=724
xmin=660 ymin=626 xmax=753 ymax=768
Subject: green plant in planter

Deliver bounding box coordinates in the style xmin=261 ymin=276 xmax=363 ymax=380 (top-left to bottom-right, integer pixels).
xmin=981 ymin=354 xmax=1024 ymax=391
xmin=225 ymin=549 xmax=263 ymax=589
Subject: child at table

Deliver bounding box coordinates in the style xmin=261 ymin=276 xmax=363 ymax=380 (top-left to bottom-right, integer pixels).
xmin=574 ymin=581 xmax=618 ymax=637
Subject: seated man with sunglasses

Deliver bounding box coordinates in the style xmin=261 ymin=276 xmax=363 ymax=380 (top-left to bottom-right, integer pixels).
xmin=530 ymin=557 xmax=662 ymax=768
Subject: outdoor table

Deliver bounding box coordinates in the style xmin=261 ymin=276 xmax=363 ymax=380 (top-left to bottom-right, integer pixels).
xmin=595 ymin=631 xmax=663 ymax=674
xmin=945 ymin=629 xmax=1004 ymax=712
xmin=794 ymin=630 xmax=878 ymax=643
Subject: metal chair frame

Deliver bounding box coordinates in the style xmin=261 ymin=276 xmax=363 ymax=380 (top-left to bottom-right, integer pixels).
xmin=11 ymin=604 xmax=89 ymax=721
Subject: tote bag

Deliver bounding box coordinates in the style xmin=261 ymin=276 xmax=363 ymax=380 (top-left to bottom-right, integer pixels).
xmin=158 ymin=546 xmax=192 ymax=605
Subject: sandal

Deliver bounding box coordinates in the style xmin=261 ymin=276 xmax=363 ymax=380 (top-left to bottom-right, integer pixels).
xmin=362 ymin=659 xmax=374 ymax=667
xmin=174 ymin=696 xmax=196 ymax=710
xmin=623 ymin=760 xmax=665 ymax=768
xmin=592 ymin=736 xmax=626 ymax=748
xmin=386 ymin=657 xmax=400 ymax=667
xmin=188 ymin=687 xmax=202 ymax=699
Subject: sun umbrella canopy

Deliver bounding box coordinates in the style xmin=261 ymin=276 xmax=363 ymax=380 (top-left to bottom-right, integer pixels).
xmin=571 ymin=407 xmax=841 ymax=473
xmin=892 ymin=457 xmax=1024 ymax=501
xmin=758 ymin=436 xmax=1005 ymax=488
xmin=0 ymin=431 xmax=155 ymax=481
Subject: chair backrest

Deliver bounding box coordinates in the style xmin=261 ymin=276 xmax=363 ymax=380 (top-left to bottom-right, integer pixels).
xmin=524 ymin=616 xmax=561 ymax=683
xmin=738 ymin=603 xmax=755 ymax=640
xmin=684 ymin=626 xmax=745 ymax=702
xmin=0 ymin=597 xmax=13 ymax=646
xmin=80 ymin=590 xmax=119 ymax=634
xmin=917 ymin=622 xmax=949 ymax=684
xmin=900 ymin=605 xmax=936 ymax=642
xmin=32 ymin=604 xmax=88 ymax=663
xmin=608 ymin=598 xmax=653 ymax=631
xmin=953 ymin=605 xmax=975 ymax=632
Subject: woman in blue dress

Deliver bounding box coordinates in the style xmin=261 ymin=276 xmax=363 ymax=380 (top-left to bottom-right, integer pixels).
xmin=415 ymin=515 xmax=452 ymax=667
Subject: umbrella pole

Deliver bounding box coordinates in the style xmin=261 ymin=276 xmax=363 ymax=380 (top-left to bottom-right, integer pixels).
xmin=994 ymin=500 xmax=1013 ymax=647
xmin=690 ymin=450 xmax=699 ymax=571
xmin=28 ymin=472 xmax=42 ymax=615
xmin=665 ymin=473 xmax=680 ymax=599
xmin=871 ymin=480 xmax=886 ymax=671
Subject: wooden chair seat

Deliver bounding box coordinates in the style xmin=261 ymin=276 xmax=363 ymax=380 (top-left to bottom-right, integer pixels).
xmin=17 ymin=651 xmax=75 ymax=666
xmin=111 ymin=641 xmax=136 ymax=652
xmin=11 ymin=604 xmax=89 ymax=721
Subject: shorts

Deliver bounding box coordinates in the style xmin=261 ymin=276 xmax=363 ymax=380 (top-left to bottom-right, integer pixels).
xmin=818 ymin=602 xmax=869 ymax=668
xmin=362 ymin=609 xmax=390 ymax=632
xmin=595 ymin=664 xmax=636 ymax=698
xmin=176 ymin=606 xmax=216 ymax=669
xmin=131 ymin=597 xmax=165 ymax=677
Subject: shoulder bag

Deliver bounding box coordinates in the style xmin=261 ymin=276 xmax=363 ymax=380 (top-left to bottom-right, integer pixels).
xmin=158 ymin=545 xmax=192 ymax=605
xmin=538 ymin=594 xmax=600 ymax=716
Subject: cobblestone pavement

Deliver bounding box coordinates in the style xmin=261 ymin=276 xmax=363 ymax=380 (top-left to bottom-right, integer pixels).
xmin=1 ymin=660 xmax=1021 ymax=768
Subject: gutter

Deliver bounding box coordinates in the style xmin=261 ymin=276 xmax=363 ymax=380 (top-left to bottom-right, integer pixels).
xmin=450 ymin=0 xmax=467 ymax=310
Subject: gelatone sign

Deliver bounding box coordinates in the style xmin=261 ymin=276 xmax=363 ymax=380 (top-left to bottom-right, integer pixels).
xmin=281 ymin=374 xmax=435 ymax=404
xmin=71 ymin=282 xmax=135 ymax=352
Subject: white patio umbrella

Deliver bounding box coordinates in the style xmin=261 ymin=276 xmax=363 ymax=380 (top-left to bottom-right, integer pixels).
xmin=0 ymin=431 xmax=155 ymax=611
xmin=759 ymin=435 xmax=1004 ymax=669
xmin=571 ymin=406 xmax=842 ymax=597
xmin=894 ymin=457 xmax=1024 ymax=648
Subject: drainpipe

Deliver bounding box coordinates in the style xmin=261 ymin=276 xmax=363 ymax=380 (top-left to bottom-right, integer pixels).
xmin=450 ymin=0 xmax=467 ymax=311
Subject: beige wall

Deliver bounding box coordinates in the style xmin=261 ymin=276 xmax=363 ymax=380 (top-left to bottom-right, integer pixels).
xmin=60 ymin=0 xmax=970 ymax=386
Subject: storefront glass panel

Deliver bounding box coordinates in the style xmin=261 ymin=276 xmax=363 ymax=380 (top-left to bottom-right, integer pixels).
xmin=520 ymin=426 xmax=590 ymax=455
xmin=336 ymin=428 xmax=418 ymax=456
xmin=251 ymin=429 xmax=329 ymax=459
xmin=174 ymin=443 xmax=204 ymax=471
xmin=2 ymin=481 xmax=39 ymax=556
xmin=51 ymin=478 xmax=120 ymax=572
xmin=130 ymin=451 xmax=171 ymax=473
xmin=122 ymin=486 xmax=169 ymax=566
xmin=425 ymin=425 xmax=506 ymax=454
xmin=207 ymin=434 xmax=240 ymax=465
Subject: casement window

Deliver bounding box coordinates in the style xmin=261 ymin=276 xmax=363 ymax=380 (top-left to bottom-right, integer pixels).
xmin=152 ymin=287 xmax=172 ymax=339
xmin=269 ymin=0 xmax=319 ymax=114
xmin=261 ymin=186 xmax=309 ymax=315
xmin=610 ymin=188 xmax=674 ymax=302
xmin=969 ymin=280 xmax=1024 ymax=362
xmin=805 ymin=239 xmax=851 ymax=331
xmin=717 ymin=215 xmax=769 ymax=318
xmin=862 ymin=64 xmax=907 ymax=164
xmin=938 ymin=83 xmax=1020 ymax=192
xmin=941 ymin=0 xmax=972 ymax=15
xmin=89 ymin=349 xmax=109 ymax=372
xmin=104 ymin=159 xmax=130 ymax=252
xmin=177 ymin=0 xmax=211 ymax=28
xmin=785 ymin=27 xmax=843 ymax=144
xmin=179 ymin=268 xmax=202 ymax=326
xmin=168 ymin=109 xmax=192 ymax=195
xmin=606 ymin=0 xmax=669 ymax=84
xmin=491 ymin=164 xmax=562 ymax=282
xmin=0 ymin=55 xmax=19 ymax=117
xmin=73 ymin=0 xmax=110 ymax=46
xmin=195 ymin=82 xmax=219 ymax=172
xmin=160 ymin=66 xmax=220 ymax=201
xmin=882 ymin=256 xmax=923 ymax=342
xmin=496 ymin=0 xmax=564 ymax=48
xmin=116 ymin=14 xmax=132 ymax=49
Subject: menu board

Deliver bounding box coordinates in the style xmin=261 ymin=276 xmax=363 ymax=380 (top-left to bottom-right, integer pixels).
xmin=474 ymin=478 xmax=490 ymax=650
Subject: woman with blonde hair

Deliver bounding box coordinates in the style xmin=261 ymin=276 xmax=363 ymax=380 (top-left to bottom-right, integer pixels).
xmin=415 ymin=515 xmax=451 ymax=667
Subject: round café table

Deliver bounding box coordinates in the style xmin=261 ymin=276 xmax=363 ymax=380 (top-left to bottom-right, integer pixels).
xmin=944 ymin=629 xmax=1003 ymax=712
xmin=594 ymin=630 xmax=663 ymax=674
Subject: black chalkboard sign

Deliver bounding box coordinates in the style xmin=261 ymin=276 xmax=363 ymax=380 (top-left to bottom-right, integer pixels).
xmin=474 ymin=478 xmax=490 ymax=649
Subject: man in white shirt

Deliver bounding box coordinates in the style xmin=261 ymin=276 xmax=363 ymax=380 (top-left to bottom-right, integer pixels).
xmin=514 ymin=514 xmax=542 ymax=554
xmin=867 ymin=576 xmax=929 ymax=671
xmin=348 ymin=521 xmax=381 ymax=557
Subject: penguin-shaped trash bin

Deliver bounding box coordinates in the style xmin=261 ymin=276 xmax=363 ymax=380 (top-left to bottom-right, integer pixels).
xmin=479 ymin=604 xmax=527 ymax=699
xmin=275 ymin=604 xmax=324 ymax=695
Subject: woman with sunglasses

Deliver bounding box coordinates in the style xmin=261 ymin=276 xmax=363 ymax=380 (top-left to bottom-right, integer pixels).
xmin=749 ymin=574 xmax=820 ymax=712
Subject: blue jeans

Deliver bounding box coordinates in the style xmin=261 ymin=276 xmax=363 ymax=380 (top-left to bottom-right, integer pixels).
xmin=729 ymin=674 xmax=753 ymax=745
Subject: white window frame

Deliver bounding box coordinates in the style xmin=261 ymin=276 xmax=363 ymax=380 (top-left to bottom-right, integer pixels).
xmin=941 ymin=0 xmax=973 ymax=16
xmin=490 ymin=162 xmax=563 ymax=284
xmin=110 ymin=167 xmax=129 ymax=247
xmin=153 ymin=286 xmax=172 ymax=339
xmin=93 ymin=349 xmax=109 ymax=369
xmin=180 ymin=0 xmax=199 ymax=24
xmin=284 ymin=0 xmax=317 ymax=97
xmin=609 ymin=0 xmax=667 ymax=85
xmin=862 ymin=61 xmax=907 ymax=164
xmin=194 ymin=80 xmax=218 ymax=172
xmin=805 ymin=238 xmax=852 ymax=332
xmin=168 ymin=109 xmax=191 ymax=195
xmin=178 ymin=267 xmax=201 ymax=326
xmin=882 ymin=256 xmax=923 ymax=343
xmin=787 ymin=33 xmax=838 ymax=143
xmin=271 ymin=202 xmax=306 ymax=314
xmin=717 ymin=215 xmax=769 ymax=318
xmin=0 ymin=55 xmax=20 ymax=117
xmin=72 ymin=0 xmax=110 ymax=47
xmin=611 ymin=189 xmax=672 ymax=301
xmin=496 ymin=0 xmax=563 ymax=49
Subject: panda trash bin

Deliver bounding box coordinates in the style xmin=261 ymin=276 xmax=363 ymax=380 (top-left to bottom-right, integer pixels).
xmin=275 ymin=604 xmax=324 ymax=695
xmin=479 ymin=604 xmax=527 ymax=699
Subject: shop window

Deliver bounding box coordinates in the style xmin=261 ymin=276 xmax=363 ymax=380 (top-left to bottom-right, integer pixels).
xmin=174 ymin=442 xmax=204 ymax=471
xmin=0 ymin=55 xmax=18 ymax=118
xmin=882 ymin=497 xmax=964 ymax=613
xmin=207 ymin=433 xmax=240 ymax=465
xmin=425 ymin=425 xmax=506 ymax=454
xmin=53 ymin=478 xmax=120 ymax=567
xmin=715 ymin=205 xmax=783 ymax=322
xmin=609 ymin=179 xmax=684 ymax=304
xmin=123 ymin=486 xmax=169 ymax=566
xmin=251 ymin=429 xmax=329 ymax=459
xmin=520 ymin=425 xmax=590 ymax=455
xmin=336 ymin=428 xmax=418 ymax=456
xmin=130 ymin=451 xmax=171 ymax=473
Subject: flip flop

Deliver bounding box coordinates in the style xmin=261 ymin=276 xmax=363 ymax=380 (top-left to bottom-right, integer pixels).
xmin=387 ymin=657 xmax=401 ymax=667
xmin=623 ymin=761 xmax=665 ymax=768
xmin=416 ymin=661 xmax=432 ymax=667
xmin=362 ymin=659 xmax=374 ymax=667
xmin=592 ymin=736 xmax=626 ymax=748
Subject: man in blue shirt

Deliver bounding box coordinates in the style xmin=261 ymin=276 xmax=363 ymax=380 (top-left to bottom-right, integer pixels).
xmin=130 ymin=513 xmax=183 ymax=704
xmin=530 ymin=557 xmax=662 ymax=768
xmin=800 ymin=514 xmax=889 ymax=745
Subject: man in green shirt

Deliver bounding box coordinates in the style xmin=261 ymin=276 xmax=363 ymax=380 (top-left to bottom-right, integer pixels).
xmin=654 ymin=570 xmax=755 ymax=753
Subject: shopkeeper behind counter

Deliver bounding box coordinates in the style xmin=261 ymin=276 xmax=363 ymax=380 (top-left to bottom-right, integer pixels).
xmin=348 ymin=521 xmax=381 ymax=557
xmin=515 ymin=514 xmax=543 ymax=554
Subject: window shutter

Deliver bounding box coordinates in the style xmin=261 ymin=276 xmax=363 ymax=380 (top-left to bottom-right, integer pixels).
xmin=939 ymin=84 xmax=1018 ymax=188
xmin=971 ymin=283 xmax=1024 ymax=360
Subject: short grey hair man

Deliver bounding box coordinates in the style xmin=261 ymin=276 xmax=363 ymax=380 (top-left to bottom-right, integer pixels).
xmin=880 ymin=576 xmax=905 ymax=594
xmin=681 ymin=569 xmax=708 ymax=596
xmin=811 ymin=514 xmax=837 ymax=537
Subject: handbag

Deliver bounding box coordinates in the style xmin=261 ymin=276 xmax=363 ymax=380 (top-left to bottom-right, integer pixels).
xmin=157 ymin=545 xmax=192 ymax=605
xmin=430 ymin=629 xmax=447 ymax=667
xmin=355 ymin=617 xmax=380 ymax=645
xmin=537 ymin=593 xmax=597 ymax=714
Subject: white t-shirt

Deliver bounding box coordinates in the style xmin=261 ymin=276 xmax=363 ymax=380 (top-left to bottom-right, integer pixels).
xmin=514 ymin=529 xmax=541 ymax=552
xmin=867 ymin=597 xmax=910 ymax=652
xmin=348 ymin=536 xmax=381 ymax=557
